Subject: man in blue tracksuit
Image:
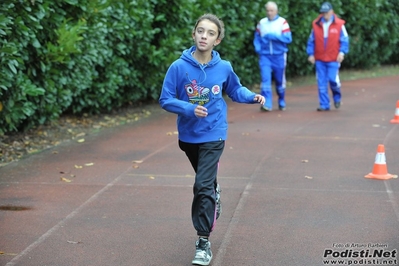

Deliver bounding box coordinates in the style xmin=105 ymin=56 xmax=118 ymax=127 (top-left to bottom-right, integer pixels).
xmin=253 ymin=1 xmax=292 ymax=111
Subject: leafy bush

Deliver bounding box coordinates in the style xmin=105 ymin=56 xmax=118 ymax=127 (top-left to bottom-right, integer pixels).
xmin=1 ymin=0 xmax=398 ymax=134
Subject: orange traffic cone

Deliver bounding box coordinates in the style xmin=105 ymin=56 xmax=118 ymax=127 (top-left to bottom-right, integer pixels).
xmin=390 ymin=100 xmax=399 ymax=124
xmin=365 ymin=144 xmax=395 ymax=180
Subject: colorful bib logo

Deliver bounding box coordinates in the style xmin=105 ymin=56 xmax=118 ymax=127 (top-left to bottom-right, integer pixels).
xmin=185 ymin=79 xmax=210 ymax=106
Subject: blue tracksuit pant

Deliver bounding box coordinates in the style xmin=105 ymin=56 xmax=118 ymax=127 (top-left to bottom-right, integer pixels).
xmin=259 ymin=53 xmax=287 ymax=109
xmin=315 ymin=60 xmax=341 ymax=109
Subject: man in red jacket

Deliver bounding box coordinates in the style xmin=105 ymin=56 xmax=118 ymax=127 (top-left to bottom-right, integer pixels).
xmin=306 ymin=2 xmax=349 ymax=111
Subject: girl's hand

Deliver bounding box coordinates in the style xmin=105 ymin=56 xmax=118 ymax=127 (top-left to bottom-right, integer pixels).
xmin=195 ymin=105 xmax=208 ymax=117
xmin=254 ymin=95 xmax=265 ymax=105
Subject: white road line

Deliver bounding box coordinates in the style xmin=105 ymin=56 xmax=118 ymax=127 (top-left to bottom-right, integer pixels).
xmin=384 ymin=181 xmax=399 ymax=224
xmin=212 ymin=121 xmax=399 ymax=265
xmin=212 ymin=154 xmax=266 ymax=266
xmin=383 ymin=125 xmax=399 ymax=224
xmin=5 ymin=168 xmax=128 ymax=266
xmin=5 ymin=141 xmax=176 ymax=266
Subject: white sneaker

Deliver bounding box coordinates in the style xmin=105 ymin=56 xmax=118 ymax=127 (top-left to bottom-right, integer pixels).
xmin=192 ymin=238 xmax=212 ymax=266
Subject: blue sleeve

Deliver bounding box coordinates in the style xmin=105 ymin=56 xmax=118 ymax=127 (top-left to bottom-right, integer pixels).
xmin=306 ymin=30 xmax=315 ymax=55
xmin=159 ymin=64 xmax=197 ymax=118
xmin=224 ymin=63 xmax=256 ymax=104
xmin=253 ymin=31 xmax=262 ymax=54
xmin=339 ymin=25 xmax=349 ymax=54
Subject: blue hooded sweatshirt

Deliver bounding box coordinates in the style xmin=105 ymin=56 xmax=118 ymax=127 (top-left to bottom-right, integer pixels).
xmin=159 ymin=46 xmax=257 ymax=144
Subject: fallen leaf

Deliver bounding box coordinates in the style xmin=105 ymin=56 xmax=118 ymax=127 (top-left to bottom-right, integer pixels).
xmin=166 ymin=132 xmax=173 ymax=136
xmin=301 ymin=160 xmax=309 ymax=163
xmin=84 ymin=162 xmax=94 ymax=166
xmin=133 ymin=165 xmax=139 ymax=169
xmin=0 ymin=251 xmax=18 ymax=256
xmin=77 ymin=139 xmax=85 ymax=143
xmin=149 ymin=176 xmax=155 ymax=179
xmin=74 ymin=165 xmax=83 ymax=169
xmin=305 ymin=176 xmax=313 ymax=179
xmin=67 ymin=240 xmax=82 ymax=244
xmin=75 ymin=132 xmax=86 ymax=138
xmin=27 ymin=149 xmax=39 ymax=154
xmin=61 ymin=177 xmax=72 ymax=182
xmin=133 ymin=160 xmax=143 ymax=164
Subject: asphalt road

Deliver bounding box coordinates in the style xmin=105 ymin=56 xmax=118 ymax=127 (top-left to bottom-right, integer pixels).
xmin=1 ymin=75 xmax=399 ymax=266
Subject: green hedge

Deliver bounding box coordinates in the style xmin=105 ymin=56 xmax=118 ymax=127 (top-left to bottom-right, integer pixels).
xmin=1 ymin=0 xmax=398 ymax=134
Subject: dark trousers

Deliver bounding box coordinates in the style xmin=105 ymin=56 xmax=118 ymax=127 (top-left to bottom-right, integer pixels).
xmin=179 ymin=140 xmax=225 ymax=237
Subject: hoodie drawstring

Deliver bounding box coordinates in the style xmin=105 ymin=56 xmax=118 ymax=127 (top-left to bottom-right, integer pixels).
xmin=186 ymin=64 xmax=208 ymax=88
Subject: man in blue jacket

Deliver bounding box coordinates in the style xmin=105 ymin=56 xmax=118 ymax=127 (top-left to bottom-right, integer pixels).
xmin=254 ymin=1 xmax=292 ymax=111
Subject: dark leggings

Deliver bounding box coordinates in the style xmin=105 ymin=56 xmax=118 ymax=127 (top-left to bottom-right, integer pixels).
xmin=179 ymin=140 xmax=225 ymax=237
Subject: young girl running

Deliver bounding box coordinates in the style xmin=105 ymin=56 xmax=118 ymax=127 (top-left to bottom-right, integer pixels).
xmin=159 ymin=13 xmax=265 ymax=266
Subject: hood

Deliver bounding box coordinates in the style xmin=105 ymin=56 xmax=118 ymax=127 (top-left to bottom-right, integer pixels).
xmin=180 ymin=46 xmax=221 ymax=67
